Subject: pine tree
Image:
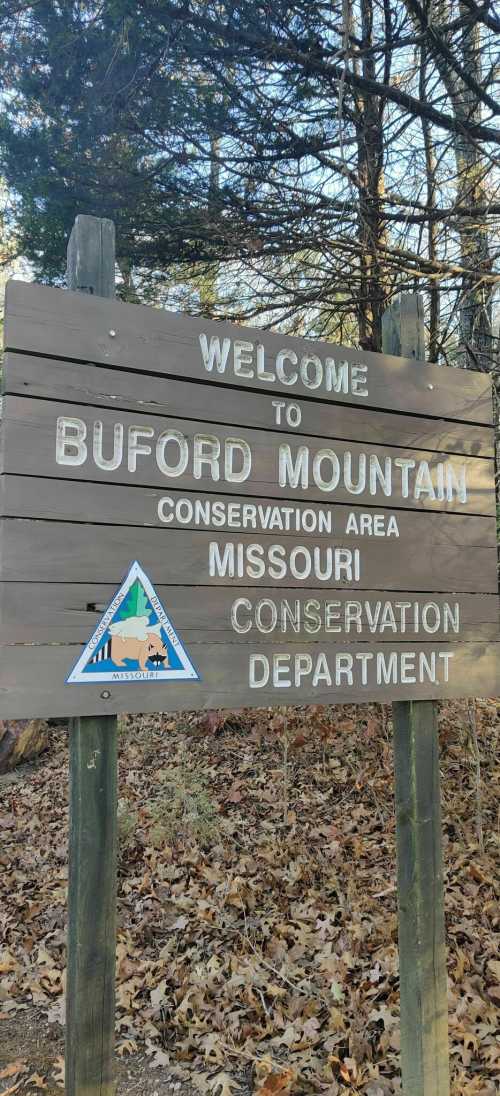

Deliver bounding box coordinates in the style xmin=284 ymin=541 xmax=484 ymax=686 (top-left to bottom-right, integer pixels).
xmin=119 ymin=580 xmax=150 ymax=622
xmin=1 ymin=1 xmax=498 ymax=359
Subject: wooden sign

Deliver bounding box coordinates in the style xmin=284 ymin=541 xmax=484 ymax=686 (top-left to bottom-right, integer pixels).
xmin=1 ymin=280 xmax=499 ymax=717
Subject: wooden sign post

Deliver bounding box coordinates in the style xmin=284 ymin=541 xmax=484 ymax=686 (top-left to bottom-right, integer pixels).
xmin=66 ymin=216 xmax=118 ymax=1096
xmin=1 ymin=226 xmax=499 ymax=1095
xmin=383 ymin=296 xmax=449 ymax=1095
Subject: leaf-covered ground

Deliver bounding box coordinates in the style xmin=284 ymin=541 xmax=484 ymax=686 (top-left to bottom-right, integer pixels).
xmin=1 ymin=701 xmax=499 ymax=1095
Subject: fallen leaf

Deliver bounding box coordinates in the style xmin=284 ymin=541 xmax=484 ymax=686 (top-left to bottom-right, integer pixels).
xmin=0 ymin=1062 xmax=27 ymax=1081
xmin=150 ymin=1048 xmax=171 ymax=1068
xmin=26 ymin=1074 xmax=48 ymax=1090
xmin=226 ymin=786 xmax=243 ymax=804
xmin=254 ymin=1060 xmax=297 ymax=1095
xmin=52 ymin=1056 xmax=65 ymax=1089
xmin=0 ymin=951 xmax=19 ymax=975
xmin=117 ymin=1038 xmax=138 ymax=1056
xmin=208 ymin=1071 xmax=240 ymax=1096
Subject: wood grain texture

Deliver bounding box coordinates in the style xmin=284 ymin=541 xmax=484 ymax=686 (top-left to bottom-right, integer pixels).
xmin=67 ymin=216 xmax=116 ymax=298
xmin=0 ymin=518 xmax=497 ymax=592
xmin=3 ymin=352 xmax=494 ymax=458
xmin=4 ymin=280 xmax=493 ymax=423
xmin=0 ymin=640 xmax=499 ymax=719
xmin=65 ymin=213 xmax=118 ymax=1096
xmin=1 ymin=476 xmax=496 ymax=547
xmin=66 ymin=715 xmax=117 ymax=1096
xmin=393 ymin=701 xmax=449 ymax=1095
xmin=1 ymin=395 xmax=495 ymax=515
xmin=381 ymin=293 xmax=425 ymax=360
xmin=386 ymin=293 xmax=449 ymax=1096
xmin=2 ymin=582 xmax=498 ymax=645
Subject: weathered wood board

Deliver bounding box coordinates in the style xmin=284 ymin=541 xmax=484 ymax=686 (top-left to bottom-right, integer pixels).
xmin=0 ymin=641 xmax=499 ymax=719
xmin=1 ymin=280 xmax=498 ymax=717
xmin=64 ymin=213 xmax=118 ymax=1096
xmin=0 ymin=519 xmax=497 ymax=592
xmin=1 ymin=478 xmax=496 ymax=549
xmin=4 ymin=280 xmax=494 ymax=422
xmin=1 ymin=395 xmax=495 ymax=514
xmin=3 ymin=583 xmax=498 ymax=645
xmin=3 ymin=352 xmax=494 ymax=458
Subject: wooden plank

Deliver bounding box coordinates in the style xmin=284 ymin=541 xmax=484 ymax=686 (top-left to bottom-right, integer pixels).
xmin=2 ymin=351 xmax=494 ymax=458
xmin=66 ymin=714 xmax=117 ymax=1096
xmin=1 ymin=476 xmax=497 ymax=550
xmin=67 ymin=215 xmax=116 ymax=298
xmin=4 ymin=279 xmax=493 ymax=423
xmin=0 ymin=640 xmax=499 ymax=719
xmin=0 ymin=519 xmax=497 ymax=592
xmin=1 ymin=395 xmax=495 ymax=515
xmin=385 ymin=294 xmax=450 ymax=1096
xmin=2 ymin=582 xmax=498 ymax=645
xmin=382 ymin=293 xmax=425 ymax=361
xmin=393 ymin=701 xmax=449 ymax=1094
xmin=64 ymin=213 xmax=117 ymax=1096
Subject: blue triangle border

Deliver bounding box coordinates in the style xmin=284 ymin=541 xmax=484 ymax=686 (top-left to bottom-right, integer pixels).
xmin=66 ymin=560 xmax=200 ymax=685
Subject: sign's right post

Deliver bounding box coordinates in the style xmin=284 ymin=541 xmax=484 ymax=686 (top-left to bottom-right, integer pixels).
xmin=383 ymin=295 xmax=450 ymax=1096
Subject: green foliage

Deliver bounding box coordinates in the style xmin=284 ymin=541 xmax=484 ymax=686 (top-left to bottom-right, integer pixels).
xmin=0 ymin=1 xmax=497 ymax=355
xmin=0 ymin=1 xmax=223 ymax=285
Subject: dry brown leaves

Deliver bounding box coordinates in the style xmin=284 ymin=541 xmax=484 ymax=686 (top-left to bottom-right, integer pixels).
xmin=0 ymin=700 xmax=498 ymax=1095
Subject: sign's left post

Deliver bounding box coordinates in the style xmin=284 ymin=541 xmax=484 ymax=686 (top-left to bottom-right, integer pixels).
xmin=65 ymin=215 xmax=118 ymax=1096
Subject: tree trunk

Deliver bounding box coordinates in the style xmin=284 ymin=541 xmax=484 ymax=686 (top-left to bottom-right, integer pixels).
xmin=354 ymin=0 xmax=387 ymax=351
xmin=406 ymin=0 xmax=494 ymax=370
xmin=420 ymin=44 xmax=440 ymax=363
xmin=453 ymin=4 xmax=493 ymax=372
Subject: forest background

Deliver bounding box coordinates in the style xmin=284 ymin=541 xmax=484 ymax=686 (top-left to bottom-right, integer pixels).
xmin=0 ymin=0 xmax=499 ymax=381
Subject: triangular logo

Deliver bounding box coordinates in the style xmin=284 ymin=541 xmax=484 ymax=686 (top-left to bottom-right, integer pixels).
xmin=67 ymin=561 xmax=200 ymax=684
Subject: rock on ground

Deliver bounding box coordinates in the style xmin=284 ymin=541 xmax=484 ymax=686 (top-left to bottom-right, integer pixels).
xmin=0 ymin=719 xmax=50 ymax=774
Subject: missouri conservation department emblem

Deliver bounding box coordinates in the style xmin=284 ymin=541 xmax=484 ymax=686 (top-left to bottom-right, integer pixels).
xmin=67 ymin=561 xmax=199 ymax=684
